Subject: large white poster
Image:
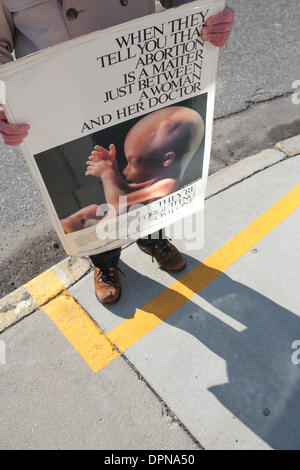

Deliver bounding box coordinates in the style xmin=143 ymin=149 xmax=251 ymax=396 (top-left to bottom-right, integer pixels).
xmin=0 ymin=0 xmax=225 ymax=256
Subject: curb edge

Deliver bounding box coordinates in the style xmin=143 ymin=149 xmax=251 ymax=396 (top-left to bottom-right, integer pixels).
xmin=1 ymin=134 xmax=299 ymax=334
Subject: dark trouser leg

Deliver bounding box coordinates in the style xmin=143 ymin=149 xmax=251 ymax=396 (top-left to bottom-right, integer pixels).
xmin=90 ymin=247 xmax=121 ymax=269
xmin=136 ymin=229 xmax=165 ymax=248
xmin=91 ymin=229 xmax=164 ymax=267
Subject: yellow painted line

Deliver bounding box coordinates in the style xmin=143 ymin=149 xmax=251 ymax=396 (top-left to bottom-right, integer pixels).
xmin=42 ymin=291 xmax=119 ymax=372
xmin=24 ymin=183 xmax=300 ymax=373
xmin=23 ymin=246 xmax=118 ymax=372
xmin=25 ymin=268 xmax=65 ymax=306
xmin=105 ymin=184 xmax=300 ymax=363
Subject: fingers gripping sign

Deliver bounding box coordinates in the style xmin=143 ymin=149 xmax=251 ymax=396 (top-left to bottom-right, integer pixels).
xmin=201 ymin=6 xmax=235 ymax=48
xmin=0 ymin=106 xmax=30 ymax=147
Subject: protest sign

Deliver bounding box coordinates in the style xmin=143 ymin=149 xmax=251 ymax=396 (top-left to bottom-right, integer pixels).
xmin=0 ymin=0 xmax=224 ymax=255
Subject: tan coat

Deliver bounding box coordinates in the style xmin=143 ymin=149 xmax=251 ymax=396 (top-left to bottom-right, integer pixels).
xmin=0 ymin=0 xmax=188 ymax=64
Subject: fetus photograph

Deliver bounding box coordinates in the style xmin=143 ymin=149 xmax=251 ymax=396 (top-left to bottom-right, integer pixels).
xmin=34 ymin=94 xmax=207 ymax=234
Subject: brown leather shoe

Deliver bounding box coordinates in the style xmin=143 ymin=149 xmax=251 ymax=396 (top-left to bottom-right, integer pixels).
xmin=138 ymin=240 xmax=186 ymax=272
xmin=94 ymin=266 xmax=121 ymax=304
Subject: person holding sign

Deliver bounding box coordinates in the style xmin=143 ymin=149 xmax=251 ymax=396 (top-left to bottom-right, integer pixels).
xmin=0 ymin=0 xmax=234 ymax=304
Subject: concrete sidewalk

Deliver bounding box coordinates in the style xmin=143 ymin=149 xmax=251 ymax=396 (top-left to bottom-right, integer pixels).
xmin=0 ymin=135 xmax=299 ymax=450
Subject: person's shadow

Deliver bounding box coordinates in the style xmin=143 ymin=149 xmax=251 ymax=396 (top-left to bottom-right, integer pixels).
xmin=105 ymin=251 xmax=300 ymax=450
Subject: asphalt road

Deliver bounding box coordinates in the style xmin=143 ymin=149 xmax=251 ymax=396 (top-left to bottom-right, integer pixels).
xmin=1 ymin=0 xmax=300 ymax=296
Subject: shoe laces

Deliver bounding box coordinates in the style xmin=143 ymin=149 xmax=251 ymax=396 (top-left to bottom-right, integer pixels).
xmin=98 ymin=266 xmax=124 ymax=284
xmin=151 ymin=239 xmax=173 ymax=262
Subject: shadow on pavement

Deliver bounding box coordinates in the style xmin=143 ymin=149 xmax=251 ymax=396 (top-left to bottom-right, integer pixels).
xmin=104 ymin=254 xmax=300 ymax=450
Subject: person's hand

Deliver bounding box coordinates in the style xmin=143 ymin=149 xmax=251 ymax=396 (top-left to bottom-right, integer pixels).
xmin=0 ymin=106 xmax=30 ymax=146
xmin=202 ymin=7 xmax=235 ymax=47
